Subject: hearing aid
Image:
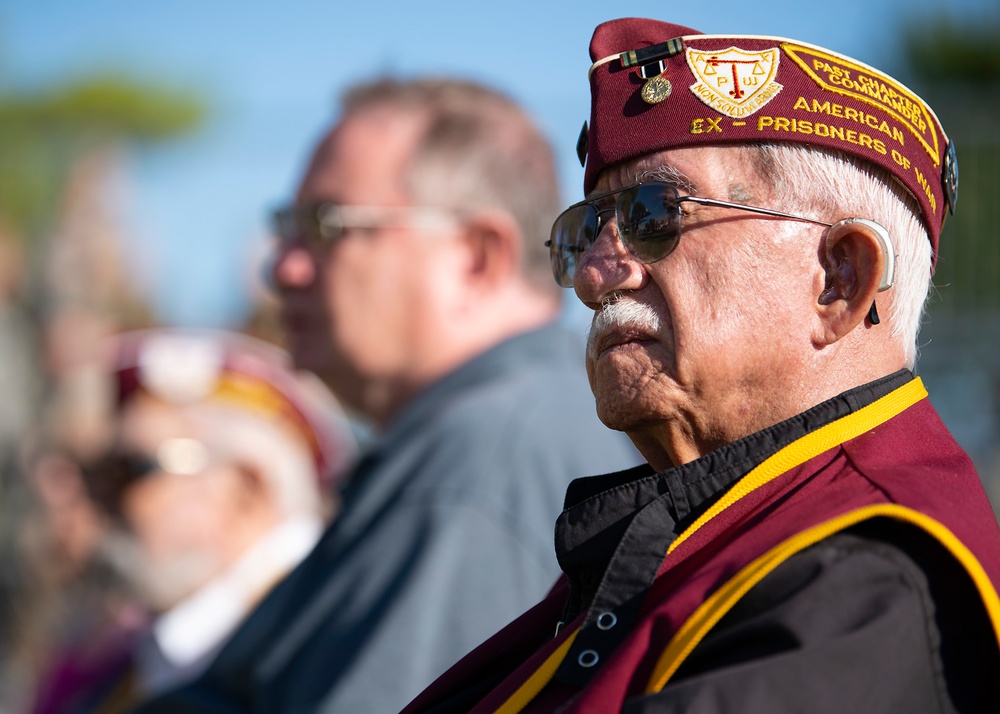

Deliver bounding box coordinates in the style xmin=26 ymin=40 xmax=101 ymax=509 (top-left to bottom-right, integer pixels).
xmin=827 ymin=218 xmax=895 ymax=325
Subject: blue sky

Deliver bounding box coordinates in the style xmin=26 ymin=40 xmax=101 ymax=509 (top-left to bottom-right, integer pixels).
xmin=1 ymin=0 xmax=990 ymax=326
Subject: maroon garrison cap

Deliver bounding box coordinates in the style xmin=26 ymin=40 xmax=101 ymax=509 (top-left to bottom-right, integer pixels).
xmin=580 ymin=18 xmax=958 ymax=263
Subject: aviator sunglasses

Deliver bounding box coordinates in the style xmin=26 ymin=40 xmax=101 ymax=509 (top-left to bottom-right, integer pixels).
xmin=82 ymin=438 xmax=212 ymax=513
xmin=546 ymin=181 xmax=832 ymax=287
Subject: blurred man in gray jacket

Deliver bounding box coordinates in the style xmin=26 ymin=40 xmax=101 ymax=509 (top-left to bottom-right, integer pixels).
xmin=136 ymin=77 xmax=637 ymax=714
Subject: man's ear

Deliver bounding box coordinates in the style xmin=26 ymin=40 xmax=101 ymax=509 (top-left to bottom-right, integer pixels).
xmin=229 ymin=460 xmax=270 ymax=508
xmin=815 ymin=218 xmax=892 ymax=345
xmin=459 ymin=209 xmax=522 ymax=291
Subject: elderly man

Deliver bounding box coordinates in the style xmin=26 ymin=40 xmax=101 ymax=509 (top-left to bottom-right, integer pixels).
xmin=403 ymin=18 xmax=1000 ymax=713
xmin=135 ymin=78 xmax=637 ymax=714
xmin=32 ymin=329 xmax=354 ymax=714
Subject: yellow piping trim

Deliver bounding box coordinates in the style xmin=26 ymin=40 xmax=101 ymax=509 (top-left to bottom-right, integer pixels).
xmin=494 ymin=629 xmax=579 ymax=714
xmin=668 ymin=378 xmax=927 ymax=556
xmin=646 ymin=504 xmax=1000 ymax=693
xmin=491 ymin=378 xmax=927 ymax=712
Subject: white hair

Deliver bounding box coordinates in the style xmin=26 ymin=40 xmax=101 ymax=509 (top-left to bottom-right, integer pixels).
xmin=747 ymin=144 xmax=932 ymax=367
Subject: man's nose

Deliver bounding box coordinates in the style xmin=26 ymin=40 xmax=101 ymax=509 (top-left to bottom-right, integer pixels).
xmin=573 ymin=221 xmax=646 ymax=309
xmin=272 ymin=245 xmax=317 ymax=289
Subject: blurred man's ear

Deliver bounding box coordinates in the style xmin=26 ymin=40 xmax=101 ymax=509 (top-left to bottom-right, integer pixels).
xmin=213 ymin=461 xmax=286 ymax=551
xmin=229 ymin=461 xmax=270 ymax=506
xmin=459 ymin=209 xmax=523 ymax=291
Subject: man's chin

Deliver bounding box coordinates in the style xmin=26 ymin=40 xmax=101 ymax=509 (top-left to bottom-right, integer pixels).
xmin=592 ymin=376 xmax=674 ymax=435
xmin=100 ymin=531 xmax=219 ymax=612
xmin=284 ymin=338 xmax=330 ymax=373
xmin=292 ymin=355 xmax=355 ymax=406
xmin=593 ymin=390 xmax=648 ymax=432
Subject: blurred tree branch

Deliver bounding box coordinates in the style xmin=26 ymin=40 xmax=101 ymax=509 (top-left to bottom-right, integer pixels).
xmin=901 ymin=11 xmax=1000 ymax=313
xmin=0 ymin=75 xmax=205 ymax=246
xmin=903 ymin=14 xmax=1000 ymax=84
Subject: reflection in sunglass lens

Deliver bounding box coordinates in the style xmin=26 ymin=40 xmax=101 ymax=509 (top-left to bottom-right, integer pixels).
xmin=550 ymin=206 xmax=598 ymax=287
xmin=618 ymin=184 xmax=682 ymax=264
xmin=549 ymin=183 xmax=686 ymax=287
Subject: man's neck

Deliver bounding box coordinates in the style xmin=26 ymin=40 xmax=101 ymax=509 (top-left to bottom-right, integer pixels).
xmin=363 ymin=288 xmax=560 ymax=429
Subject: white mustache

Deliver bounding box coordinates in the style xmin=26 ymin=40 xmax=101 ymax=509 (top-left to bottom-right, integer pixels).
xmin=587 ymin=296 xmax=662 ymax=359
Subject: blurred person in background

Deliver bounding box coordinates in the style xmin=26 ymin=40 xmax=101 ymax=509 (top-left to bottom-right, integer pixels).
xmin=30 ymin=328 xmax=356 ymax=714
xmin=3 ymin=441 xmax=119 ymax=714
xmin=135 ymin=77 xmax=639 ymax=714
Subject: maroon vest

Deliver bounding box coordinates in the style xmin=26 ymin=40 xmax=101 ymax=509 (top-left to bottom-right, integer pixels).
xmin=404 ymin=379 xmax=1000 ymax=713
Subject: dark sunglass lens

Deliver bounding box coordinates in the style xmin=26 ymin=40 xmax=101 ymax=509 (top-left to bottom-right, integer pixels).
xmin=550 ymin=206 xmax=598 ymax=287
xmin=618 ymin=184 xmax=682 ymax=264
xmin=83 ymin=452 xmax=159 ymax=510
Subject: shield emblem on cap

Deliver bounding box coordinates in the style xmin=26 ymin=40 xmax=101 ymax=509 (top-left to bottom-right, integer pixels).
xmin=687 ymin=47 xmax=783 ymax=119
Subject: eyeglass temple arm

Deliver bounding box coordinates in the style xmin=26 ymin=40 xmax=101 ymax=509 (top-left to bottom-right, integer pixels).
xmin=680 ymin=196 xmax=892 ymax=324
xmin=678 ymin=196 xmax=832 ymax=227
